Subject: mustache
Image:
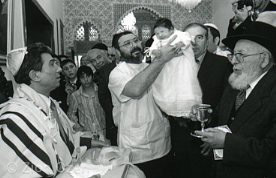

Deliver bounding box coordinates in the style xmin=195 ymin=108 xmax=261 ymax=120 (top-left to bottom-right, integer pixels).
xmin=131 ymin=47 xmax=142 ymax=54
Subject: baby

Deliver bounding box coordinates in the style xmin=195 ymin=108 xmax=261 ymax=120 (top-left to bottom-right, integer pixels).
xmin=149 ymin=18 xmax=202 ymax=117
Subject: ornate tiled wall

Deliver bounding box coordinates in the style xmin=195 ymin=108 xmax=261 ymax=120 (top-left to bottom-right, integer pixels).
xmin=63 ymin=0 xmax=213 ymax=52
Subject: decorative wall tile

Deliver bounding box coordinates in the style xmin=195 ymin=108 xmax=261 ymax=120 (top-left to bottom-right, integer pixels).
xmin=64 ymin=0 xmax=213 ymax=53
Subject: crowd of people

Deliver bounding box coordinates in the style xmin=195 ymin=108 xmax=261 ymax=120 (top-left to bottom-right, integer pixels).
xmin=0 ymin=0 xmax=275 ymax=177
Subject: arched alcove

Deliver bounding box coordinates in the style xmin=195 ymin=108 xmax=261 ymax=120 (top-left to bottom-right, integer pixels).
xmin=115 ymin=7 xmax=162 ymax=42
xmin=74 ymin=21 xmax=100 ymax=41
xmin=73 ymin=21 xmax=100 ymax=66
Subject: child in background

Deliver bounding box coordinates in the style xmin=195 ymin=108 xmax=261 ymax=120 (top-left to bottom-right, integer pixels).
xmin=149 ymin=18 xmax=202 ymax=117
xmin=67 ymin=66 xmax=106 ymax=138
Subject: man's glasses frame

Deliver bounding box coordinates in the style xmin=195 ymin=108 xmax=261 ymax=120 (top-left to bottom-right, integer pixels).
xmin=119 ymin=37 xmax=139 ymax=48
xmin=227 ymin=52 xmax=265 ymax=63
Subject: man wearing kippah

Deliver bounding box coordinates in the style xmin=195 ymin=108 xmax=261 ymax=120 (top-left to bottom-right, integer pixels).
xmin=196 ymin=12 xmax=276 ymax=178
xmin=0 ymin=43 xmax=108 ymax=177
xmin=0 ymin=43 xmax=74 ymax=177
xmin=87 ymin=43 xmax=117 ymax=145
xmin=204 ymin=23 xmax=231 ymax=57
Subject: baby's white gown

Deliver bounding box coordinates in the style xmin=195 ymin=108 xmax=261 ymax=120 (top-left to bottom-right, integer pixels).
xmin=150 ymin=30 xmax=202 ymax=117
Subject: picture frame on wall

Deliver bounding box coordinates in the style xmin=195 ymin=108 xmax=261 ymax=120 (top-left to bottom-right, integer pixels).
xmin=23 ymin=0 xmax=55 ymax=53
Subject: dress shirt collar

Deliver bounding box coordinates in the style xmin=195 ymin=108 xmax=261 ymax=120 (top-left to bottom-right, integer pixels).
xmin=246 ymin=71 xmax=268 ymax=98
xmin=195 ymin=51 xmax=206 ymax=66
xmin=67 ymin=77 xmax=77 ymax=84
xmin=39 ymin=93 xmax=51 ymax=109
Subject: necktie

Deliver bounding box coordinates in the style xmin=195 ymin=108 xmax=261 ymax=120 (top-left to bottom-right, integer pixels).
xmin=235 ymin=89 xmax=247 ymax=110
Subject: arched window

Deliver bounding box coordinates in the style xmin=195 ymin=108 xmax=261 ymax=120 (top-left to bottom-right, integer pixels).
xmin=117 ymin=12 xmax=138 ymax=36
xmin=141 ymin=25 xmax=151 ymax=41
xmin=75 ymin=21 xmax=99 ymax=41
xmin=89 ymin=26 xmax=99 ymax=41
xmin=76 ymin=25 xmax=85 ymax=41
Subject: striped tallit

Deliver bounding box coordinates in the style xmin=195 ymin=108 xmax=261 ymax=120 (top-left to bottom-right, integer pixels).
xmin=0 ymin=84 xmax=76 ymax=178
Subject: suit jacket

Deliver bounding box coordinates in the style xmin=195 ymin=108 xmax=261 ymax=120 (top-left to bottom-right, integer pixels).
xmin=215 ymin=66 xmax=276 ymax=178
xmin=94 ymin=62 xmax=116 ymax=129
xmin=198 ymin=51 xmax=232 ymax=110
xmin=226 ymin=16 xmax=253 ymax=38
xmin=265 ymin=1 xmax=276 ymax=11
xmin=94 ymin=62 xmax=117 ymax=145
xmin=170 ymin=52 xmax=232 ymax=178
xmin=50 ymin=76 xmax=81 ymax=113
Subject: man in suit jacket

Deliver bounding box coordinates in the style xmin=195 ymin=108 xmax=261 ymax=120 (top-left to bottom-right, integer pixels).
xmin=170 ymin=23 xmax=232 ymax=178
xmin=184 ymin=23 xmax=233 ymax=110
xmin=196 ymin=14 xmax=276 ymax=178
xmin=87 ymin=43 xmax=117 ymax=145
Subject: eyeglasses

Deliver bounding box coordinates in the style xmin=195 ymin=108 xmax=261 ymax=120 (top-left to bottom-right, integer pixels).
xmin=227 ymin=52 xmax=265 ymax=63
xmin=119 ymin=38 xmax=139 ymax=48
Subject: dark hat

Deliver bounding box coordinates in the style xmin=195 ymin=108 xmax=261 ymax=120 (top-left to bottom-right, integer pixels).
xmin=222 ymin=21 xmax=276 ymax=56
xmin=91 ymin=43 xmax=108 ymax=51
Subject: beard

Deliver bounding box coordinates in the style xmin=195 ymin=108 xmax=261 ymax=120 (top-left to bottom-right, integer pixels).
xmin=228 ymin=64 xmax=262 ymax=90
xmin=121 ymin=47 xmax=143 ymax=63
xmin=131 ymin=47 xmax=143 ymax=59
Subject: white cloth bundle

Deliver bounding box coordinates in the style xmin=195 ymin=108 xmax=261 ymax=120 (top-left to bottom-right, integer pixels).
xmin=150 ymin=30 xmax=202 ymax=117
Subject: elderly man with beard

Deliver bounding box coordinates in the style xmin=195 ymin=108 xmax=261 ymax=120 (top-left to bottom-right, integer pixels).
xmin=108 ymin=31 xmax=181 ymax=178
xmin=195 ymin=14 xmax=276 ymax=178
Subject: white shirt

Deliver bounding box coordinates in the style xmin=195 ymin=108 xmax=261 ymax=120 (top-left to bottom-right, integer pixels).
xmin=246 ymin=71 xmax=268 ymax=98
xmin=196 ymin=51 xmax=206 ymax=67
xmin=39 ymin=93 xmax=51 ymax=107
xmin=108 ymin=62 xmax=171 ymax=164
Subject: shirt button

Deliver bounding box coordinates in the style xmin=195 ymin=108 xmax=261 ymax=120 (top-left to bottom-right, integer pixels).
xmin=231 ymin=117 xmax=235 ymax=121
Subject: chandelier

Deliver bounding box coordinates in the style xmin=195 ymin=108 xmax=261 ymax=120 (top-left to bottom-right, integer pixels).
xmin=169 ymin=0 xmax=202 ymax=12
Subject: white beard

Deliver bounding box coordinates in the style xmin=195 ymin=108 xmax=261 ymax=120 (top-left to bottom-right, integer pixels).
xmin=229 ymin=72 xmax=252 ymax=90
xmin=228 ymin=64 xmax=262 ymax=90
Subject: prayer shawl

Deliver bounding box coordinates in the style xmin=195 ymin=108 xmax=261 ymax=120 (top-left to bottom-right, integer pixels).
xmin=0 ymin=84 xmax=75 ymax=178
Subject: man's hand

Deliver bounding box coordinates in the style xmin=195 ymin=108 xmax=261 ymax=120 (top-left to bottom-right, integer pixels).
xmin=200 ymin=142 xmax=212 ymax=156
xmin=174 ymin=41 xmax=185 ymax=48
xmin=235 ymin=5 xmax=251 ymax=23
xmin=189 ymin=104 xmax=200 ymax=121
xmin=120 ymin=35 xmax=182 ymax=98
xmin=65 ymin=84 xmax=76 ymax=95
xmin=195 ymin=128 xmax=226 ymax=149
xmin=157 ymin=35 xmax=183 ymax=63
xmin=189 ymin=104 xmax=212 ymax=122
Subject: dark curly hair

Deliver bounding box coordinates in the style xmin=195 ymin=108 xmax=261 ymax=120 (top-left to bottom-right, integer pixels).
xmin=15 ymin=42 xmax=53 ymax=85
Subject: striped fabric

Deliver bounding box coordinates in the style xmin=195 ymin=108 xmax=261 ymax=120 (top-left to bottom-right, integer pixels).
xmin=50 ymin=100 xmax=75 ymax=154
xmin=0 ymin=109 xmax=54 ymax=177
xmin=67 ymin=86 xmax=106 ymax=136
xmin=0 ymin=99 xmax=74 ymax=177
xmin=235 ymin=86 xmax=249 ymax=111
xmin=235 ymin=90 xmax=246 ymax=110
